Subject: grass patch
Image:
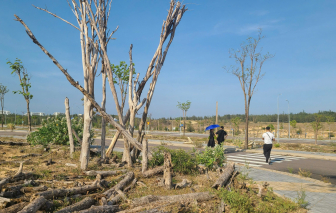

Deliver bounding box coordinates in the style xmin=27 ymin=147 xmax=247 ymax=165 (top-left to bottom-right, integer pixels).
xmin=288 ymin=167 xmax=294 ymax=174
xmin=298 ymin=168 xmax=312 ymax=178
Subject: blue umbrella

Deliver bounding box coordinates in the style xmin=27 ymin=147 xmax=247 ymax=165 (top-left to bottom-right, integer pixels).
xmin=205 ymin=124 xmax=220 ymax=131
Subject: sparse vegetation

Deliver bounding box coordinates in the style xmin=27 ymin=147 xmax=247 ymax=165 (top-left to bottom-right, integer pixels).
xmin=298 ymin=168 xmax=312 ymax=178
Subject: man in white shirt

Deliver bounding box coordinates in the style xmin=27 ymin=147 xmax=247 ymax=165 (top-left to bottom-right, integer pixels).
xmin=262 ymin=126 xmax=275 ymax=165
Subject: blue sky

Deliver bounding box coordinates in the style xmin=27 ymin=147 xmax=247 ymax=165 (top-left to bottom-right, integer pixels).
xmin=0 ymin=0 xmax=335 ymax=118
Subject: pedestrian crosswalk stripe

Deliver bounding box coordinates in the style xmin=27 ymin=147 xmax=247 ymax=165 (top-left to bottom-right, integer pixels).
xmin=242 ymin=153 xmax=305 ymax=159
xmin=226 ymin=153 xmax=304 ymax=167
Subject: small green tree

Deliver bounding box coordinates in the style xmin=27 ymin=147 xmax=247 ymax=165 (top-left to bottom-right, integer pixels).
xmin=290 ymin=120 xmax=297 ymax=137
xmin=7 ymin=58 xmax=33 ymax=132
xmin=177 ymin=101 xmax=191 ymax=136
xmin=111 ymin=61 xmax=135 ymax=115
xmin=231 ymin=117 xmax=241 ymax=135
xmin=268 ymin=124 xmax=275 ymax=132
xmin=326 ymin=116 xmax=335 ymax=140
xmin=0 ymin=84 xmax=9 ymax=130
xmin=311 ymin=114 xmax=323 ymax=145
xmin=186 ymin=121 xmax=195 ymax=132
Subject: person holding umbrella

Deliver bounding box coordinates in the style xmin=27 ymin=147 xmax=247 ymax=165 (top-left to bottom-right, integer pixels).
xmin=205 ymin=124 xmax=220 ymax=147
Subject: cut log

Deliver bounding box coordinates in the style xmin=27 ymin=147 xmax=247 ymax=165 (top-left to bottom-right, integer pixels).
xmin=0 ymin=179 xmax=9 ymax=192
xmin=142 ymin=139 xmax=148 ymax=173
xmin=55 ymin=197 xmax=95 ymax=213
xmin=78 ymin=205 xmax=119 ymax=213
xmin=17 ymin=196 xmax=47 ymax=213
xmin=0 ymin=141 xmax=28 ymax=146
xmin=142 ymin=166 xmax=164 ymax=178
xmin=0 ymin=202 xmax=26 ymax=213
xmin=0 ymin=197 xmax=11 ymax=209
xmin=84 ymin=170 xmax=127 ymax=177
xmin=175 ymin=179 xmax=191 ymax=189
xmin=99 ymin=197 xmax=107 ymax=206
xmin=103 ymin=172 xmax=134 ymax=198
xmin=212 ymin=162 xmax=235 ymax=190
xmin=132 ymin=192 xmax=213 ymax=207
xmin=163 ymin=152 xmax=172 ymax=189
xmin=34 ymin=182 xmax=100 ymax=200
xmin=124 ymin=178 xmax=137 ymax=192
xmin=0 ymin=185 xmax=22 ymax=198
xmin=21 ymin=185 xmax=48 ymax=193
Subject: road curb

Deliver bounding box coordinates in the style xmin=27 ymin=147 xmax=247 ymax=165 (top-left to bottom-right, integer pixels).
xmin=245 ymin=149 xmax=336 ymax=161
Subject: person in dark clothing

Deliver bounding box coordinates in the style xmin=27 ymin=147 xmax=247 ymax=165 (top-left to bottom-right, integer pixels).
xmin=216 ymin=126 xmax=228 ymax=145
xmin=207 ymin=129 xmax=215 ymax=147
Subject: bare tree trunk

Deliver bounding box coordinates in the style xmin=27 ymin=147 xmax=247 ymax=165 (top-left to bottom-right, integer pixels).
xmin=106 ymin=131 xmax=121 ymax=157
xmin=1 ymin=107 xmax=3 ymax=130
xmin=315 ymin=130 xmax=317 ymax=145
xmin=26 ymin=100 xmax=31 ymax=132
xmin=81 ymin=100 xmax=92 ymax=170
xmin=142 ymin=139 xmax=148 ymax=173
xmin=101 ymin=71 xmax=107 ymax=159
xmin=244 ymin=106 xmax=249 ymax=149
xmin=65 ymin=97 xmax=75 ymax=158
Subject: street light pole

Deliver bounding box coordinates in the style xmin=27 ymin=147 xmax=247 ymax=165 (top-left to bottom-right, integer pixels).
xmin=277 ymin=94 xmax=281 ymax=143
xmin=286 ymin=100 xmax=290 ymax=139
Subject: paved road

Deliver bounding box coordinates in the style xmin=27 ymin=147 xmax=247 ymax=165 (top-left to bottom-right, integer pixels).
xmin=226 ymin=152 xmax=336 ymax=185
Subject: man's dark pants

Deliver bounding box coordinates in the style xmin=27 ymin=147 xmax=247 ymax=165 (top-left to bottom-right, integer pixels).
xmin=263 ymin=144 xmax=273 ymax=162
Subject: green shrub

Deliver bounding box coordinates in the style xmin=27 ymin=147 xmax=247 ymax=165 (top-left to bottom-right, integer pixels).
xmin=148 ymin=146 xmax=198 ymax=174
xmin=274 ymin=143 xmax=280 ymax=148
xmin=7 ymin=123 xmax=15 ymax=131
xmin=196 ymin=144 xmax=226 ymax=170
xmin=27 ymin=116 xmax=93 ymax=146
xmin=218 ymin=188 xmax=253 ymax=212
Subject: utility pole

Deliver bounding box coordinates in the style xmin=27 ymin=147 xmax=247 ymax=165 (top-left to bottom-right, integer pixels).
xmin=286 ymin=100 xmax=290 ymax=139
xmin=277 ymin=94 xmax=281 ymax=143
xmin=216 ymin=102 xmax=218 ymax=131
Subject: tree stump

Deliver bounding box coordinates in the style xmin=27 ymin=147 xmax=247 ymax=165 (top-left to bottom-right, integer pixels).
xmin=212 ymin=162 xmax=235 ymax=190
xmin=163 ymin=152 xmax=172 ymax=189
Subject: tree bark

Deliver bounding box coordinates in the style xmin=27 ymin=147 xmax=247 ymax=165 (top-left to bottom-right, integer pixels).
xmin=163 ymin=152 xmax=172 ymax=189
xmin=65 ymin=97 xmax=75 ymax=158
xmin=105 ymin=131 xmax=121 ymax=157
xmin=78 ymin=205 xmax=119 ymax=213
xmin=101 ymin=71 xmax=107 ymax=159
xmin=131 ymin=192 xmax=213 ymax=207
xmin=124 ymin=178 xmax=137 ymax=193
xmin=142 ymin=139 xmax=148 ymax=173
xmin=26 ymin=100 xmax=31 ymax=132
xmin=34 ymin=183 xmax=100 ymax=200
xmin=142 ymin=166 xmax=164 ymax=178
xmin=244 ymin=109 xmax=249 ymax=149
xmin=72 ymin=129 xmax=82 ymax=145
xmin=17 ymin=196 xmax=47 ymax=213
xmin=212 ymin=162 xmax=235 ymax=190
xmin=0 ymin=202 xmax=26 ymax=213
xmin=55 ymin=197 xmax=95 ymax=213
xmin=81 ymin=100 xmax=92 ymax=170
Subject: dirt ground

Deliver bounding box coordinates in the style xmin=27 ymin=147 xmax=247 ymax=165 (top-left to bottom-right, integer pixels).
xmin=0 ymin=137 xmax=307 ymax=212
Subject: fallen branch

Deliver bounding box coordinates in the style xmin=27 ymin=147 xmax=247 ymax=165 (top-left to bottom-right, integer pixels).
xmin=12 ymin=153 xmax=42 ymax=158
xmin=78 ymin=205 xmax=119 ymax=213
xmin=124 ymin=178 xmax=137 ymax=192
xmin=175 ymin=179 xmax=191 ymax=189
xmin=55 ymin=197 xmax=95 ymax=213
xmin=17 ymin=196 xmax=47 ymax=213
xmin=132 ymin=192 xmax=213 ymax=207
xmin=84 ymin=170 xmax=127 ymax=177
xmin=0 ymin=202 xmax=26 ymax=213
xmin=72 ymin=129 xmax=82 ymax=145
xmin=65 ymin=163 xmax=78 ymax=168
xmin=142 ymin=166 xmax=164 ymax=178
xmin=212 ymin=162 xmax=235 ymax=190
xmin=103 ymin=172 xmax=134 ymax=198
xmin=34 ymin=182 xmax=100 ymax=200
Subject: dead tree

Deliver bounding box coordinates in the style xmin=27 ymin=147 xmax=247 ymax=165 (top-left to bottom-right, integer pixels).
xmin=65 ymin=97 xmax=75 ymax=158
xmin=163 ymin=152 xmax=172 ymax=189
xmin=225 ymin=29 xmax=274 ymax=149
xmin=105 ymin=1 xmax=187 ymax=159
